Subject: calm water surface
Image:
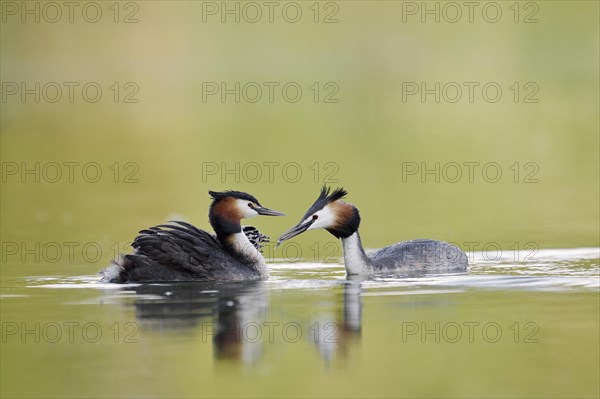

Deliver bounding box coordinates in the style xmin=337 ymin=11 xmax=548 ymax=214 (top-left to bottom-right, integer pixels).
xmin=1 ymin=248 xmax=599 ymax=398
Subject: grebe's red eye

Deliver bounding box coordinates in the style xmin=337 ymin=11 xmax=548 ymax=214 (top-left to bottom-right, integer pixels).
xmin=312 ymin=214 xmax=318 ymax=220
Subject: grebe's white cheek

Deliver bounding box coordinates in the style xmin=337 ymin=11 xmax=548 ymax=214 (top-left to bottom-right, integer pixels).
xmin=309 ymin=219 xmax=326 ymax=230
xmin=307 ymin=218 xmax=320 ymax=230
xmin=309 ymin=206 xmax=336 ymax=230
xmin=236 ymin=199 xmax=258 ymax=219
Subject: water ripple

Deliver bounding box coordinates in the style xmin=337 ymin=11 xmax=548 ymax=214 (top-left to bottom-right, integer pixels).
xmin=17 ymin=247 xmax=598 ymax=294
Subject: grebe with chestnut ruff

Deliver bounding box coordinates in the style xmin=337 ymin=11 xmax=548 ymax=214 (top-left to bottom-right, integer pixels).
xmin=101 ymin=190 xmax=284 ymax=283
xmin=277 ymin=187 xmax=468 ymax=275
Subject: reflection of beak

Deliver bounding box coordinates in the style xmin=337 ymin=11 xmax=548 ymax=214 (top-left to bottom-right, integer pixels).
xmin=255 ymin=206 xmax=286 ymax=217
xmin=277 ymin=219 xmax=314 ymax=247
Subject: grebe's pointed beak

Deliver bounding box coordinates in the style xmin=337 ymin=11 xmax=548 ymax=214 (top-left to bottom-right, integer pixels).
xmin=255 ymin=206 xmax=286 ymax=217
xmin=276 ymin=219 xmax=314 ymax=247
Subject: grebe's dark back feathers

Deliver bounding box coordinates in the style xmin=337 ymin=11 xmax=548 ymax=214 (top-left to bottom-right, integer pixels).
xmin=101 ymin=190 xmax=284 ymax=283
xmin=101 ymin=221 xmax=260 ymax=283
xmin=126 ymin=222 xmax=223 ymax=278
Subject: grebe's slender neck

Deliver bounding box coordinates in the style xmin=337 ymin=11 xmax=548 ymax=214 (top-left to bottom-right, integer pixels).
xmin=222 ymin=231 xmax=269 ymax=279
xmin=340 ymin=231 xmax=372 ymax=275
xmin=209 ymin=203 xmax=269 ymax=278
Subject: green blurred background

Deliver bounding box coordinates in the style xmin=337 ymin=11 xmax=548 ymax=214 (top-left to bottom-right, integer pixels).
xmin=1 ymin=1 xmax=598 ymax=270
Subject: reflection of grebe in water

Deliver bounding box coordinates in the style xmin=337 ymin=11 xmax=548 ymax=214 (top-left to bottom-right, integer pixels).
xmin=310 ymin=278 xmax=363 ymax=363
xmin=126 ymin=281 xmax=268 ymax=363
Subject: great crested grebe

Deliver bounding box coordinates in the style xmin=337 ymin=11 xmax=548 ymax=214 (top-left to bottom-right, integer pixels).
xmin=100 ymin=190 xmax=285 ymax=283
xmin=277 ymin=187 xmax=468 ymax=275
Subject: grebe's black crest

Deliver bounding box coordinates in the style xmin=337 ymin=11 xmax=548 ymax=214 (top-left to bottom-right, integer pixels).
xmin=302 ymin=186 xmax=347 ymax=220
xmin=209 ymin=190 xmax=261 ymax=205
xmin=277 ymin=186 xmax=355 ymax=244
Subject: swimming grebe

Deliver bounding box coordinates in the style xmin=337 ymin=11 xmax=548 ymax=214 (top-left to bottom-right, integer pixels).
xmin=101 ymin=190 xmax=285 ymax=283
xmin=277 ymin=187 xmax=468 ymax=275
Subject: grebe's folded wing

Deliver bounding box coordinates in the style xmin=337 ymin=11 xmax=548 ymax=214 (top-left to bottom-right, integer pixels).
xmin=131 ymin=221 xmax=232 ymax=276
xmin=369 ymin=239 xmax=468 ymax=272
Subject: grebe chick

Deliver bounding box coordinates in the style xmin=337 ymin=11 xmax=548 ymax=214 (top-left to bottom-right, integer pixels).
xmin=277 ymin=187 xmax=468 ymax=275
xmin=101 ymin=190 xmax=284 ymax=283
